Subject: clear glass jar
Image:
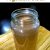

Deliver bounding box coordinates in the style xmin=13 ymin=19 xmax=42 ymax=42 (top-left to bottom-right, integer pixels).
xmin=11 ymin=8 xmax=40 ymax=50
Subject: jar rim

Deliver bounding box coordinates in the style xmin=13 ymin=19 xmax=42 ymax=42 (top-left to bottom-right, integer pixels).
xmin=11 ymin=8 xmax=38 ymax=18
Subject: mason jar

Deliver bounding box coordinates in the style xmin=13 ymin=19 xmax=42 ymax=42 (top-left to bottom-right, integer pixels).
xmin=11 ymin=8 xmax=40 ymax=50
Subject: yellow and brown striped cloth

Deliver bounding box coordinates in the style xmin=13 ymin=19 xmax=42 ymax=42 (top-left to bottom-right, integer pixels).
xmin=0 ymin=26 xmax=50 ymax=50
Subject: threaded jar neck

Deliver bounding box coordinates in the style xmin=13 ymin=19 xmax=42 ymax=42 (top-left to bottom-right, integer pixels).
xmin=11 ymin=8 xmax=40 ymax=34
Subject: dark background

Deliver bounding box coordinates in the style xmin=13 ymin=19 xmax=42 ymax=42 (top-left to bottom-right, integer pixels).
xmin=0 ymin=3 xmax=50 ymax=34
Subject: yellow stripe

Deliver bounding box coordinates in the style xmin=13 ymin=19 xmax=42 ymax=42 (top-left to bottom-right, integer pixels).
xmin=0 ymin=31 xmax=14 ymax=45
xmin=38 ymin=36 xmax=50 ymax=50
xmin=0 ymin=38 xmax=15 ymax=48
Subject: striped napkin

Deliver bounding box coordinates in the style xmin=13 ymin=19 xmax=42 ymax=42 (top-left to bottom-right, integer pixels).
xmin=0 ymin=26 xmax=50 ymax=50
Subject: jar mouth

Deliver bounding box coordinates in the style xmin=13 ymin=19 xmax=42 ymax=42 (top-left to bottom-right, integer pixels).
xmin=11 ymin=8 xmax=38 ymax=19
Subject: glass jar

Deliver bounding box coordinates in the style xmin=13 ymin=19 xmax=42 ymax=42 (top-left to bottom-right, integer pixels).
xmin=11 ymin=8 xmax=40 ymax=50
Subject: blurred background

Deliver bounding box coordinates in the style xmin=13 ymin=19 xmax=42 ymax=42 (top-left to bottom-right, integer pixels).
xmin=0 ymin=3 xmax=50 ymax=34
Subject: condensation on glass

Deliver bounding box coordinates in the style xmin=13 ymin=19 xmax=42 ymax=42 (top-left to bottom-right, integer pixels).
xmin=11 ymin=8 xmax=40 ymax=50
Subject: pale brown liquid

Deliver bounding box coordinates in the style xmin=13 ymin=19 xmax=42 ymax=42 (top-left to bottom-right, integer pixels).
xmin=12 ymin=15 xmax=38 ymax=50
xmin=14 ymin=29 xmax=38 ymax=50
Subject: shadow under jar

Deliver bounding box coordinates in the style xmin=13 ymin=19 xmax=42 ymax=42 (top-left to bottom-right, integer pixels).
xmin=11 ymin=8 xmax=40 ymax=50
